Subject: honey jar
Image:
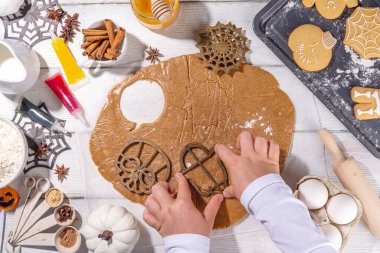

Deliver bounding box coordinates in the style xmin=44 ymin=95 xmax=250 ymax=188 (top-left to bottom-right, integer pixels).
xmin=131 ymin=0 xmax=180 ymax=30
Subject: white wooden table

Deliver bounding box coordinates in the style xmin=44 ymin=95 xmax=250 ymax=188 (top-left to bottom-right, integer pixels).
xmin=1 ymin=0 xmax=380 ymax=252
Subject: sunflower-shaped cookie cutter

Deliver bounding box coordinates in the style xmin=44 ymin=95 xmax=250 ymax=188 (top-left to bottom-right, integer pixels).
xmin=115 ymin=139 xmax=172 ymax=194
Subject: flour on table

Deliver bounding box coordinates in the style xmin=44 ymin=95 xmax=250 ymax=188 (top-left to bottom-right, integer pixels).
xmin=0 ymin=119 xmax=24 ymax=183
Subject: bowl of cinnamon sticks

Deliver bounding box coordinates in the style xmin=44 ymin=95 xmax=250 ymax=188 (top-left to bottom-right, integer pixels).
xmin=81 ymin=19 xmax=127 ymax=65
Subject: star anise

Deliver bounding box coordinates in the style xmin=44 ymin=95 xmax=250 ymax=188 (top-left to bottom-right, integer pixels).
xmin=46 ymin=8 xmax=66 ymax=23
xmin=146 ymin=47 xmax=164 ymax=64
xmin=60 ymin=13 xmax=80 ymax=43
xmin=55 ymin=165 xmax=70 ymax=183
xmin=37 ymin=142 xmax=49 ymax=158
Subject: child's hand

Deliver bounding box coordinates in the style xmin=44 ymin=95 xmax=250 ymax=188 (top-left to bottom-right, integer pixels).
xmin=215 ymin=131 xmax=280 ymax=200
xmin=143 ymin=173 xmax=224 ymax=237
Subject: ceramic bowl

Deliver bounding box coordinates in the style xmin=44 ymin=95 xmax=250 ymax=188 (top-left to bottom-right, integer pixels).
xmin=0 ymin=117 xmax=28 ymax=189
xmin=85 ymin=20 xmax=127 ymax=66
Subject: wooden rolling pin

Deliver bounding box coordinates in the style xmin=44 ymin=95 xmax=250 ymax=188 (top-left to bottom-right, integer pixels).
xmin=319 ymin=129 xmax=380 ymax=237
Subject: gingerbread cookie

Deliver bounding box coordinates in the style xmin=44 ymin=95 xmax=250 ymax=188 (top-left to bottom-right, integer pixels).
xmin=288 ymin=24 xmax=337 ymax=72
xmin=351 ymin=87 xmax=380 ymax=120
xmin=302 ymin=0 xmax=358 ymax=19
xmin=344 ymin=7 xmax=380 ymax=59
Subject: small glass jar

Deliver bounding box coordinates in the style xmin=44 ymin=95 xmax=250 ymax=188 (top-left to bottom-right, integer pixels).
xmin=131 ymin=0 xmax=180 ymax=30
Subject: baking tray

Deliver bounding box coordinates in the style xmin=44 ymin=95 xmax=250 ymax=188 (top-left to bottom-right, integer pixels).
xmin=254 ymin=0 xmax=380 ymax=158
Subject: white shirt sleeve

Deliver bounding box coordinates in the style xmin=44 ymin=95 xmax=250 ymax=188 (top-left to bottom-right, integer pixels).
xmin=164 ymin=234 xmax=210 ymax=253
xmin=240 ymin=173 xmax=338 ymax=253
xmin=163 ymin=174 xmax=338 ymax=253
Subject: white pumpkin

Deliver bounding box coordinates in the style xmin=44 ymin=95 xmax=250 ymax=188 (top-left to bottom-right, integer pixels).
xmin=83 ymin=204 xmax=140 ymax=253
xmin=0 ymin=0 xmax=24 ymax=17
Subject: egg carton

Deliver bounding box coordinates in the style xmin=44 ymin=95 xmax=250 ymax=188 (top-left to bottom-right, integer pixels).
xmin=294 ymin=175 xmax=363 ymax=252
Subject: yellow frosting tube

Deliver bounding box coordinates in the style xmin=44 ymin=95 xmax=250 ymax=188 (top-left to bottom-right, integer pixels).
xmin=50 ymin=32 xmax=87 ymax=89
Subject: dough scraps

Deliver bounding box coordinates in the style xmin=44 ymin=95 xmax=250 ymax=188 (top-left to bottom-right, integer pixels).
xmin=302 ymin=0 xmax=358 ymax=19
xmin=90 ymin=54 xmax=295 ymax=229
xmin=289 ymin=24 xmax=337 ymax=72
xmin=344 ymin=7 xmax=380 ymax=59
xmin=351 ymin=87 xmax=380 ymax=120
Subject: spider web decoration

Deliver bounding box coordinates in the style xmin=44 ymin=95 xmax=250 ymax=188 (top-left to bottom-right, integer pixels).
xmin=0 ymin=0 xmax=61 ymax=47
xmin=11 ymin=103 xmax=71 ymax=174
xmin=344 ymin=7 xmax=380 ymax=59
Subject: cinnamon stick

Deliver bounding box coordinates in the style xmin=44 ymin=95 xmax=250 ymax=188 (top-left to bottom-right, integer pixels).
xmin=83 ymin=41 xmax=101 ymax=56
xmin=81 ymin=41 xmax=92 ymax=49
xmin=104 ymin=19 xmax=115 ymax=46
xmin=108 ymin=27 xmax=125 ymax=56
xmin=85 ymin=35 xmax=109 ymax=42
xmin=106 ymin=48 xmax=121 ymax=57
xmin=89 ymin=47 xmax=99 ymax=60
xmin=96 ymin=40 xmax=110 ymax=59
xmin=82 ymin=29 xmax=108 ymax=36
xmin=104 ymin=53 xmax=117 ymax=61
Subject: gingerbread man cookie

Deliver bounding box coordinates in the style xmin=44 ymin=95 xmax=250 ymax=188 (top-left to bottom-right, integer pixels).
xmin=352 ymin=87 xmax=380 ymax=120
xmin=303 ymin=0 xmax=358 ymax=19
xmin=288 ymin=24 xmax=337 ymax=72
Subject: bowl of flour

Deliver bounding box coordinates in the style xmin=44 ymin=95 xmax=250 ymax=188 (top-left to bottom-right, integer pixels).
xmin=0 ymin=117 xmax=28 ymax=188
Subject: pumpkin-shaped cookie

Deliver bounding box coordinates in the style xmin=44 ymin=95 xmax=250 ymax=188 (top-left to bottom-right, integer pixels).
xmin=289 ymin=24 xmax=337 ymax=72
xmin=303 ymin=0 xmax=358 ymax=19
xmin=0 ymin=186 xmax=19 ymax=211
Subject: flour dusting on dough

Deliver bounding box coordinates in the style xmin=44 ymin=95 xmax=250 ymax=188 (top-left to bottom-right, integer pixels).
xmin=240 ymin=119 xmax=257 ymax=129
xmin=264 ymin=125 xmax=273 ymax=136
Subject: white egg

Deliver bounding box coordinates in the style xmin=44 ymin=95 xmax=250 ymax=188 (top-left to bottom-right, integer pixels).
xmin=321 ymin=224 xmax=342 ymax=250
xmin=298 ymin=179 xmax=329 ymax=209
xmin=326 ymin=193 xmax=358 ymax=225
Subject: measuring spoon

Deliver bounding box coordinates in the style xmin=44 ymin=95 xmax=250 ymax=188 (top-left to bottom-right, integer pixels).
xmin=16 ymin=204 xmax=75 ymax=243
xmin=8 ymin=177 xmax=36 ymax=243
xmin=16 ymin=226 xmax=81 ymax=253
xmin=12 ymin=178 xmax=50 ymax=242
xmin=15 ymin=188 xmax=64 ymax=241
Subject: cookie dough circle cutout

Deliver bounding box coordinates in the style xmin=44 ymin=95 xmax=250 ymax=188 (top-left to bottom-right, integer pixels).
xmin=90 ymin=54 xmax=295 ymax=229
xmin=288 ymin=24 xmax=337 ymax=72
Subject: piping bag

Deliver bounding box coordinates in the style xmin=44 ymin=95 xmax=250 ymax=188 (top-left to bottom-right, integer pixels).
xmin=17 ymin=97 xmax=68 ymax=135
xmin=45 ymin=72 xmax=89 ymax=127
xmin=319 ymin=129 xmax=380 ymax=237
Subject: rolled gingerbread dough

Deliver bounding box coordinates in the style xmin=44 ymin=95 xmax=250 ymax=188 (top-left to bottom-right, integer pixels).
xmin=90 ymin=54 xmax=295 ymax=229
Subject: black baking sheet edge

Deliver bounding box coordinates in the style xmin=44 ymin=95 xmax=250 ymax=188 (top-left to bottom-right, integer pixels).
xmin=253 ymin=0 xmax=380 ymax=159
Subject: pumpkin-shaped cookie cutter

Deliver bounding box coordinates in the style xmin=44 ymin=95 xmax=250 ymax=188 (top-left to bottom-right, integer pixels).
xmin=180 ymin=143 xmax=228 ymax=197
xmin=115 ymin=139 xmax=172 ymax=195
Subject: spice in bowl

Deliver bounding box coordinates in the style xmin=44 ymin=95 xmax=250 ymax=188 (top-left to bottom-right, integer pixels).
xmin=45 ymin=188 xmax=64 ymax=207
xmin=0 ymin=118 xmax=27 ymax=188
xmin=55 ymin=226 xmax=81 ymax=252
xmin=60 ymin=227 xmax=77 ymax=248
xmin=56 ymin=205 xmax=75 ymax=223
xmin=81 ymin=19 xmax=126 ymax=61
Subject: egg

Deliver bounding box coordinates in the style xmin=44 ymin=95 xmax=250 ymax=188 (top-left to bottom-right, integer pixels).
xmin=298 ymin=179 xmax=329 ymax=209
xmin=321 ymin=224 xmax=342 ymax=250
xmin=326 ymin=193 xmax=358 ymax=224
